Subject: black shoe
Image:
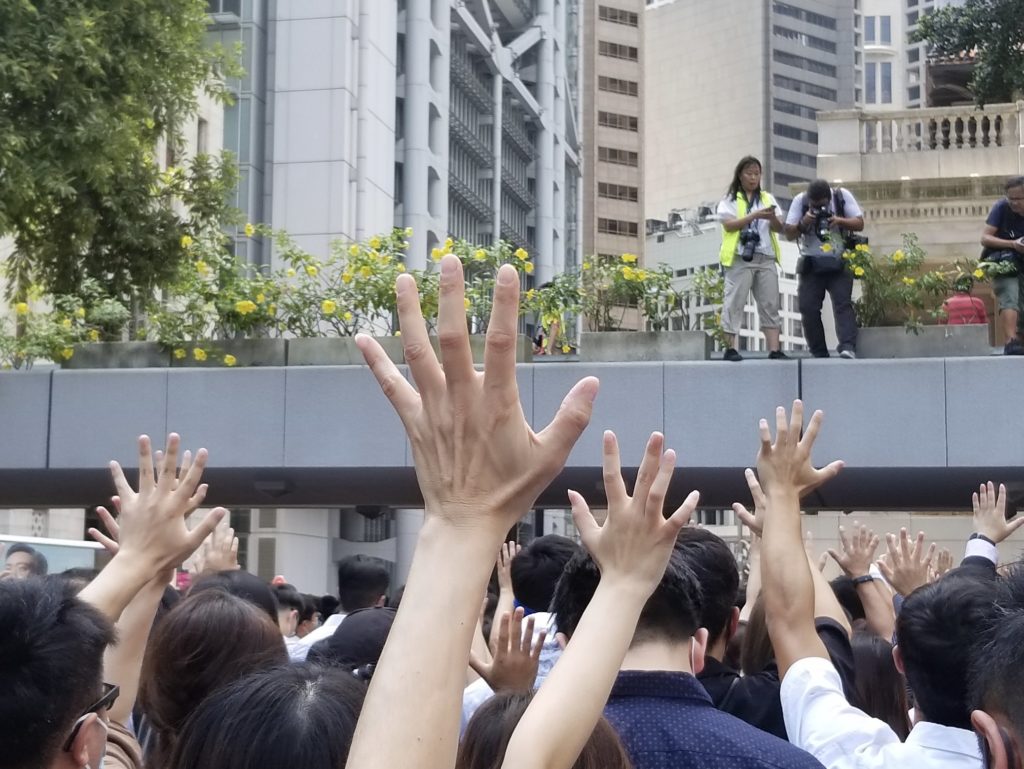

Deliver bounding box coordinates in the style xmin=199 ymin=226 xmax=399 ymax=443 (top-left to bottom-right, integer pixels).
xmin=812 ymin=351 xmax=830 ymax=359
xmin=768 ymin=350 xmax=789 ymax=360
xmin=723 ymin=348 xmax=743 ymax=362
xmin=1004 ymin=340 xmax=1024 ymax=355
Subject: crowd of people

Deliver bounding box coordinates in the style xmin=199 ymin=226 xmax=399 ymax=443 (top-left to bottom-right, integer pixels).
xmin=3 ymin=258 xmax=1024 ymax=769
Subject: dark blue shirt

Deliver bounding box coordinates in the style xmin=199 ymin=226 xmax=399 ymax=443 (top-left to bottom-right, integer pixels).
xmin=604 ymin=670 xmax=825 ymax=769
xmin=986 ymin=198 xmax=1024 ymax=240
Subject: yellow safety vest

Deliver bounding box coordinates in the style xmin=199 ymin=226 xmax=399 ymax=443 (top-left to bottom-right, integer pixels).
xmin=719 ymin=191 xmax=782 ymax=267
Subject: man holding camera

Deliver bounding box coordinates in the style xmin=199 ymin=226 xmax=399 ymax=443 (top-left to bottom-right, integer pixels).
xmin=980 ymin=176 xmax=1024 ymax=354
xmin=785 ymin=179 xmax=865 ymax=359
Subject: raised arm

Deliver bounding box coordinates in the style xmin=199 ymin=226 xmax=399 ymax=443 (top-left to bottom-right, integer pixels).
xmin=490 ymin=541 xmax=520 ymax=651
xmin=502 ymin=430 xmax=699 ymax=769
xmin=828 ymin=522 xmax=893 ymax=639
xmin=346 ymin=257 xmax=597 ymax=769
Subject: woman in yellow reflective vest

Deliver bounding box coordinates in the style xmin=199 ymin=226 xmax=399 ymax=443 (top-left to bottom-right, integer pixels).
xmin=716 ymin=156 xmax=787 ymax=361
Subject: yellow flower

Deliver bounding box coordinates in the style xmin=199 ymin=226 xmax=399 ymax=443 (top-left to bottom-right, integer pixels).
xmin=173 ymin=348 xmax=186 ymax=360
xmin=61 ymin=347 xmax=74 ymax=360
xmin=856 ymin=243 xmax=869 ymax=252
xmin=61 ymin=318 xmax=72 ymax=329
xmin=196 ymin=260 xmax=209 ymax=276
xmin=473 ymin=249 xmax=487 ymax=261
xmin=180 ymin=235 xmax=193 ymax=249
xmin=524 ymin=261 xmax=535 ymax=274
xmin=360 ymin=266 xmax=372 ymax=279
xmin=397 ymin=264 xmax=406 ymax=273
xmin=75 ymin=307 xmax=86 ymax=319
xmin=464 ymin=297 xmax=472 ymax=311
xmin=404 ymin=226 xmax=414 ymax=237
xmin=223 ymin=354 xmax=237 ymax=367
xmin=286 ymin=268 xmax=296 ymax=278
xmin=525 ymin=289 xmax=536 ymax=300
xmin=514 ymin=247 xmax=529 ymax=261
xmin=349 ymin=244 xmax=360 ymax=257
xmin=321 ymin=300 xmax=338 ymax=315
xmin=821 ymin=243 xmax=833 ymax=253
xmin=902 ymin=277 xmax=916 ymax=286
xmin=244 ymin=223 xmax=255 ymax=238
xmin=88 ymin=329 xmax=100 ymax=342
xmin=621 ymin=265 xmax=636 ymax=281
xmin=193 ymin=348 xmax=207 ymax=362
xmin=268 ymin=304 xmax=276 ymax=315
xmin=306 ymin=265 xmax=318 ymax=277
xmin=235 ymin=300 xmax=258 ymax=315
xmin=854 ymin=266 xmax=865 ymax=277
xmin=892 ymin=250 xmax=905 ymax=262
xmin=343 ymin=311 xmax=353 ymax=321
xmin=562 ymin=344 xmax=571 ymax=354
xmin=256 ymin=293 xmax=266 ymax=304
xmin=369 ymin=236 xmax=382 ymax=250
xmin=582 ymin=261 xmax=591 ymax=270
xmin=342 ymin=271 xmax=353 ymax=284
xmin=431 ymin=247 xmax=443 ymax=262
xmin=973 ymin=268 xmax=985 ymax=279
xmin=621 ymin=253 xmax=638 ymax=263
xmin=394 ymin=330 xmax=401 ymax=337
xmin=401 ymin=240 xmax=411 ymax=250
xmin=444 ymin=237 xmax=454 ymax=250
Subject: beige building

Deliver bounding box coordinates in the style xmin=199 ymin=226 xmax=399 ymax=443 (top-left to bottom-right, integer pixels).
xmin=582 ymin=1 xmax=645 ymax=262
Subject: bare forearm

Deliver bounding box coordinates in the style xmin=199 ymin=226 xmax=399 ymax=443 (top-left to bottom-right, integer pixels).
xmin=79 ymin=555 xmax=154 ymax=622
xmin=982 ymin=234 xmax=1019 ymax=250
xmin=808 ymin=553 xmax=850 ymax=636
xmin=740 ymin=542 xmax=761 ymax=623
xmin=784 ymin=224 xmax=802 ymax=241
xmin=857 ymin=581 xmax=895 ymax=640
xmin=103 ymin=576 xmax=167 ymax=724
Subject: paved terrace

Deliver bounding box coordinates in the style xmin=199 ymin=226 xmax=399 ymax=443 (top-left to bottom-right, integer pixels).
xmin=1 ymin=357 xmax=1021 ymax=511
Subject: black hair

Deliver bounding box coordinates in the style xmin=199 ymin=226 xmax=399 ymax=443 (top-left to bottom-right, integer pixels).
xmin=336 ymin=556 xmax=390 ymax=613
xmin=727 ymin=156 xmax=763 ymax=201
xmin=299 ymin=593 xmax=319 ymax=624
xmin=954 ymin=275 xmax=974 ymax=293
xmin=806 ymin=179 xmax=832 ymax=204
xmin=851 ymin=631 xmax=910 ymax=740
xmin=510 ymin=535 xmax=581 ymax=613
xmin=830 ymin=576 xmax=867 ymax=623
xmin=673 ymin=528 xmax=739 ymax=644
xmin=896 ymin=573 xmax=997 ymax=729
xmin=58 ymin=567 xmax=100 ymax=593
xmin=189 ymin=569 xmax=279 ymax=625
xmin=552 ymin=545 xmax=702 ymax=645
xmin=1006 ymin=176 xmax=1024 ymax=191
xmin=272 ymin=583 xmax=304 ymax=614
xmin=320 ymin=594 xmax=341 ymax=618
xmin=6 ymin=543 xmax=48 ymax=576
xmin=169 ymin=665 xmax=366 ymax=769
xmin=0 ymin=577 xmax=115 ymax=769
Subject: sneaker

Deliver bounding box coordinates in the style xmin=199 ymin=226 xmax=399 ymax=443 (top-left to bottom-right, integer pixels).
xmin=839 ymin=349 xmax=857 ymax=359
xmin=768 ymin=350 xmax=789 ymax=360
xmin=1004 ymin=340 xmax=1024 ymax=356
xmin=723 ymin=348 xmax=743 ymax=362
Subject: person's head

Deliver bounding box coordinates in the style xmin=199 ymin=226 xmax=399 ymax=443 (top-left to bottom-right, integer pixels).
xmin=0 ymin=577 xmax=115 ymax=769
xmin=456 ymin=691 xmax=632 ymax=769
xmin=510 ymin=535 xmax=581 ymax=613
xmin=806 ymin=178 xmax=832 ymax=208
xmin=272 ymin=583 xmax=304 ymax=637
xmin=551 ymin=543 xmax=706 ymax=668
xmin=894 ymin=572 xmax=997 ymax=729
xmin=970 ymin=565 xmax=1024 ymax=769
xmin=852 ymin=631 xmax=910 ymax=740
xmin=739 ymin=592 xmax=776 ymax=676
xmin=727 ymin=156 xmax=763 ymax=199
xmin=297 ymin=593 xmax=321 ymax=637
xmin=3 ymin=543 xmax=49 ymax=579
xmin=139 ymin=589 xmax=288 ymax=767
xmin=169 ymin=665 xmax=366 ymax=769
xmin=58 ymin=567 xmax=100 ymax=594
xmin=189 ymin=568 xmax=279 ymax=625
xmin=336 ymin=556 xmax=390 ymax=613
xmin=830 ymin=576 xmax=867 ymax=623
xmin=308 ymin=607 xmax=396 ymax=676
xmin=954 ymin=275 xmax=975 ymax=295
xmin=320 ymin=593 xmax=341 ymax=619
xmin=673 ymin=528 xmax=739 ymax=656
xmin=1005 ymin=177 xmax=1024 ymax=217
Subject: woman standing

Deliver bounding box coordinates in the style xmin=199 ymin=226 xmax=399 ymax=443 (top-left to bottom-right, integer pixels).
xmin=717 ymin=156 xmax=786 ymax=361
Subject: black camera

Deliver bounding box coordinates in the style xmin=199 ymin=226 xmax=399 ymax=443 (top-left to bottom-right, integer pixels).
xmin=810 ymin=206 xmax=832 ymax=242
xmin=739 ymin=227 xmax=760 ymax=262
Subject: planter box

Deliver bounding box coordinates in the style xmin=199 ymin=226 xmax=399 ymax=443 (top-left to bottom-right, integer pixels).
xmin=63 ymin=342 xmax=169 ymax=369
xmin=171 ymin=338 xmax=288 ymax=368
xmin=426 ymin=334 xmax=533 ymax=363
xmin=287 ymin=337 xmax=404 ymax=366
xmin=858 ymin=324 xmax=991 ymax=359
xmin=579 ymin=331 xmax=712 ymax=362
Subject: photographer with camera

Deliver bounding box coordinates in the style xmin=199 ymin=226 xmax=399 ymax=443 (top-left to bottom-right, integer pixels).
xmin=717 ymin=156 xmax=786 ymax=362
xmin=785 ymin=178 xmax=865 ymax=359
xmin=980 ymin=176 xmax=1024 ymax=354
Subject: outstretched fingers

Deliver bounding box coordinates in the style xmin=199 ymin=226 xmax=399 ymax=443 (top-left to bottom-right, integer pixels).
xmin=602 ymin=431 xmax=627 ymax=508
xmin=536 ymin=377 xmax=599 ymax=468
xmin=435 ymin=255 xmax=475 ymax=396
xmin=184 ymin=506 xmax=228 ymax=554
xmin=356 ymin=332 xmax=422 ymax=424
xmin=482 ymin=264 xmax=523 ymax=401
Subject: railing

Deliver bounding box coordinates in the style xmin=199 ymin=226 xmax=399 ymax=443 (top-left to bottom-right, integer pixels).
xmin=856 ymin=103 xmax=1022 ymax=154
xmin=450 ymin=53 xmax=493 ymax=113
xmin=449 ymin=109 xmax=493 ymax=168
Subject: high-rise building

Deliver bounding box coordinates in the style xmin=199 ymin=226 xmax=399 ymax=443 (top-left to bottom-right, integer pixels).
xmin=582 ymin=1 xmax=645 ymax=263
xmin=208 ymin=0 xmax=582 ymax=281
xmin=643 ymin=0 xmax=855 ymax=217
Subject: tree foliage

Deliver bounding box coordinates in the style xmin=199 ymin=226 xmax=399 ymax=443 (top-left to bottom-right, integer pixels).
xmin=0 ymin=0 xmax=238 ymax=304
xmin=915 ymin=0 xmax=1024 ymax=105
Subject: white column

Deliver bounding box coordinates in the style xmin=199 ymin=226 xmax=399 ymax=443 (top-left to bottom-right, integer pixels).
xmin=394 ymin=508 xmax=424 ymax=587
xmin=492 ymin=72 xmax=504 ymax=243
xmin=535 ymin=0 xmax=556 ymax=282
xmin=402 ymin=0 xmax=432 ymax=266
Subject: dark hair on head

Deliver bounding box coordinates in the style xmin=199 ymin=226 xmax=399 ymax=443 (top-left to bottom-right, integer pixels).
xmin=954 ymin=275 xmax=975 ymax=293
xmin=552 ymin=545 xmax=702 ymax=645
xmin=169 ymin=664 xmax=366 ymax=769
xmin=139 ymin=589 xmax=288 ymax=768
xmin=896 ymin=573 xmax=997 ymax=729
xmin=388 ymin=584 xmax=406 ymax=610
xmin=272 ymin=583 xmax=304 ymax=614
xmin=456 ymin=690 xmax=633 ymax=769
xmin=320 ymin=594 xmax=341 ymax=618
xmin=336 ymin=555 xmax=390 ymax=613
xmin=59 ymin=566 xmax=100 ymax=593
xmin=806 ymin=179 xmax=832 ymax=203
xmin=740 ymin=593 xmax=775 ymax=675
xmin=6 ymin=543 xmax=48 ymax=576
xmin=0 ymin=578 xmax=114 ymax=769
xmin=299 ymin=593 xmax=318 ymax=624
xmin=969 ymin=565 xmax=1024 ymax=738
xmin=189 ymin=569 xmax=279 ymax=625
xmin=851 ymin=631 xmax=910 ymax=740
xmin=727 ymin=155 xmax=763 ymax=201
xmin=674 ymin=528 xmax=739 ymax=644
xmin=510 ymin=535 xmax=580 ymax=612
xmin=1006 ymin=176 xmax=1024 ymax=191
xmin=830 ymin=576 xmax=866 ymax=623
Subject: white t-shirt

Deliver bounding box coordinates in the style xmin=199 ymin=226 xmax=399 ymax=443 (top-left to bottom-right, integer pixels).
xmin=785 ymin=188 xmax=864 ymax=257
xmin=717 ymin=192 xmax=783 ymax=258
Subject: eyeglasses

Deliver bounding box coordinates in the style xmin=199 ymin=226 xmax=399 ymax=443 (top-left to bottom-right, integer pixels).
xmin=62 ymin=682 xmax=119 ymax=751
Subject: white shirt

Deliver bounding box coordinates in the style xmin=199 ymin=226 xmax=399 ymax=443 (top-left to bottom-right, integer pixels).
xmin=781 ymin=656 xmax=982 ymax=769
xmin=288 ymin=613 xmax=346 ymax=662
xmin=785 ymin=188 xmax=864 ymax=257
xmin=717 ymin=192 xmax=783 ymax=257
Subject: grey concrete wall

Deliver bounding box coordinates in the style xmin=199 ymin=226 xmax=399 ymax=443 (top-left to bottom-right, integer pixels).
xmin=2 ymin=358 xmax=1021 ymax=510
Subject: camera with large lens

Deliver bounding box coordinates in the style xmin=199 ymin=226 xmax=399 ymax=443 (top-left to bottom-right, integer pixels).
xmin=739 ymin=227 xmax=760 ymax=262
xmin=811 ymin=206 xmax=832 ymax=242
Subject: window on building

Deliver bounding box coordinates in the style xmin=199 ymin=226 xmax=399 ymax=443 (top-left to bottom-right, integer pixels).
xmin=908 ymin=47 xmax=920 ymax=63
xmin=598 ymin=5 xmax=639 ymax=26
xmin=908 ymin=85 xmax=921 ymax=102
xmin=775 ymin=172 xmax=807 ymax=188
xmin=773 ymin=50 xmax=837 ymax=77
xmin=774 ymin=98 xmax=818 ymax=120
xmin=598 ymin=146 xmax=639 ymax=167
xmin=598 ymin=76 xmax=639 ymax=96
xmin=598 ymin=111 xmax=639 ymax=132
xmin=196 ymin=118 xmax=209 ymax=155
xmin=598 ymin=41 xmax=639 ymax=61
xmin=881 ymin=61 xmax=892 ymax=103
xmin=598 ymin=182 xmax=639 ymax=202
xmin=597 ymin=218 xmax=639 ymax=236
xmin=772 ymin=25 xmax=837 ymax=54
xmin=907 ymin=10 xmax=918 ymax=26
xmin=865 ymin=62 xmax=877 ymax=104
xmin=774 ymin=122 xmax=818 ymax=143
xmin=908 ymin=67 xmax=920 ymax=85
xmin=207 ymin=0 xmax=241 ymax=15
xmin=773 ymin=146 xmax=817 ymax=168
xmin=864 ymin=15 xmax=875 ymax=43
xmin=880 ymin=16 xmax=891 ymax=43
xmin=773 ymin=74 xmax=837 ymax=101
xmin=773 ymin=2 xmax=836 ymax=29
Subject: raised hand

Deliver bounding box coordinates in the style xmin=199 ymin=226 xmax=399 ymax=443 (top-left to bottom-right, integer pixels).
xmin=191 ymin=520 xmax=240 ymax=575
xmin=828 ymin=522 xmax=881 ymax=578
xmin=733 ymin=467 xmax=766 ymax=537
xmin=496 ymin=541 xmax=520 ymax=594
xmin=972 ymin=482 xmax=1024 ymax=544
xmin=470 ymin=608 xmax=545 ymax=694
xmin=356 ymin=257 xmax=598 ymax=533
xmin=756 ymin=400 xmax=844 ymax=501
xmin=934 ymin=547 xmax=954 ymax=579
xmin=877 ymin=528 xmax=936 ymax=597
